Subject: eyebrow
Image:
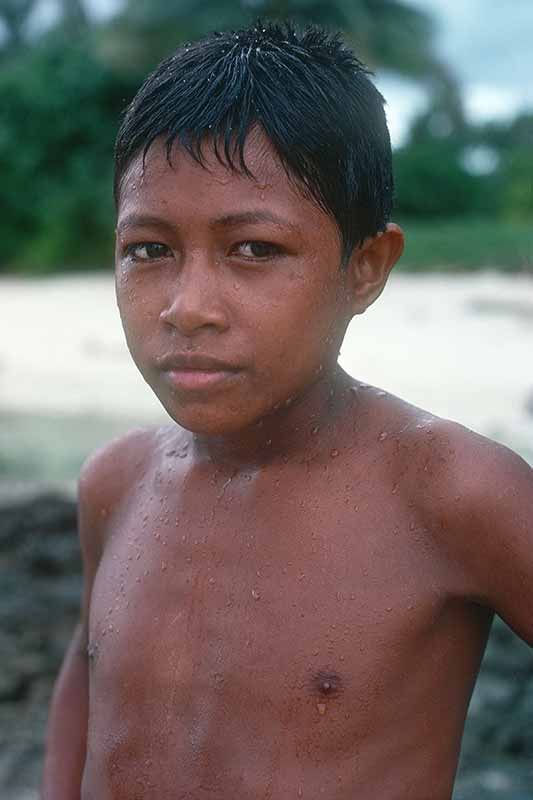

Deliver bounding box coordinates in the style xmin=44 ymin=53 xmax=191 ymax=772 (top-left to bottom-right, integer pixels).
xmin=116 ymin=210 xmax=299 ymax=235
xmin=116 ymin=214 xmax=176 ymax=235
xmin=211 ymin=211 xmax=298 ymax=231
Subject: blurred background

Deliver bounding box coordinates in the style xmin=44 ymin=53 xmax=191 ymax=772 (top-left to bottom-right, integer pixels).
xmin=0 ymin=1 xmax=532 ymax=798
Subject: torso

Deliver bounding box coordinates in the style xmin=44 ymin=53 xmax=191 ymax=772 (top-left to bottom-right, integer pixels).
xmin=81 ymin=389 xmax=493 ymax=799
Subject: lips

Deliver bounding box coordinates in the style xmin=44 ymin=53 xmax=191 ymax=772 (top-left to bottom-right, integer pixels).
xmin=158 ymin=353 xmax=243 ymax=392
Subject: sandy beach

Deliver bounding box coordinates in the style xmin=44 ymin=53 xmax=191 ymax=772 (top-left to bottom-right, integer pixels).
xmin=1 ymin=271 xmax=532 ymax=481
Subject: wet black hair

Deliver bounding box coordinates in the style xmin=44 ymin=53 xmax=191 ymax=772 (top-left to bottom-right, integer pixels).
xmin=114 ymin=20 xmax=393 ymax=264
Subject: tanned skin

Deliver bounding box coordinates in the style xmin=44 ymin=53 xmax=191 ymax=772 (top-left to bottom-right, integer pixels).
xmin=42 ymin=130 xmax=533 ymax=800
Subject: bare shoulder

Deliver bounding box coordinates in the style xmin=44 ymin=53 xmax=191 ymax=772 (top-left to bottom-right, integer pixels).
xmin=362 ymin=386 xmax=531 ymax=493
xmin=79 ymin=427 xmax=155 ymax=514
xmin=377 ymin=392 xmax=533 ymax=643
xmin=77 ymin=424 xmax=182 ymax=559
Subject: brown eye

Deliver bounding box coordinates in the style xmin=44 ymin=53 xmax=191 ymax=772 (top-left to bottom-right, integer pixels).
xmin=233 ymin=241 xmax=282 ymax=259
xmin=126 ymin=242 xmax=171 ymax=261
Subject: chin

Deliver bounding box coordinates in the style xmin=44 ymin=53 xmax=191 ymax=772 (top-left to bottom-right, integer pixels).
xmin=158 ymin=397 xmax=259 ymax=438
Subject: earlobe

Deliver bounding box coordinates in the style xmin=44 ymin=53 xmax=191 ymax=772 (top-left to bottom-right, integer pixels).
xmin=348 ymin=223 xmax=404 ymax=315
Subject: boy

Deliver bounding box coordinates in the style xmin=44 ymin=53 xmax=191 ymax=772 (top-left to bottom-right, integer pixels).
xmin=42 ymin=21 xmax=533 ymax=800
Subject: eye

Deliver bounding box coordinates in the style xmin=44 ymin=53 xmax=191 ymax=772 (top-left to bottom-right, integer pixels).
xmin=231 ymin=241 xmax=283 ymax=260
xmin=124 ymin=242 xmax=172 ymax=262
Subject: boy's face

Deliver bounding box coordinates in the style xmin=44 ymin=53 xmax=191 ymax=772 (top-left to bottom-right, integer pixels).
xmin=115 ymin=131 xmax=392 ymax=436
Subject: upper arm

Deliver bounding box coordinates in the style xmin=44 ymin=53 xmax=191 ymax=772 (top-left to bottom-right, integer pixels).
xmin=76 ymin=427 xmax=155 ymax=649
xmin=76 ymin=449 xmax=110 ymax=652
xmin=441 ymin=432 xmax=533 ymax=645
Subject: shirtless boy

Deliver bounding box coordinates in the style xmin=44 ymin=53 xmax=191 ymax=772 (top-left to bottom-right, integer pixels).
xmin=42 ymin=21 xmax=533 ymax=800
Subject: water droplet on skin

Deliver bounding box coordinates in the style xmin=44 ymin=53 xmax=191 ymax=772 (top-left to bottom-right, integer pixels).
xmin=266 ymin=439 xmax=272 ymax=447
xmin=251 ymin=588 xmax=260 ymax=600
xmin=161 ymin=561 xmax=167 ymax=571
xmin=209 ymin=576 xmax=215 ymax=584
xmin=379 ymin=432 xmax=388 ymax=441
xmin=298 ymin=787 xmax=303 ymax=798
xmin=330 ymin=449 xmax=339 ymax=458
xmin=392 ymin=483 xmax=399 ymax=495
xmin=311 ymin=426 xmax=320 ymax=436
xmin=317 ymin=702 xmax=327 ymax=715
xmin=376 ymin=390 xmax=387 ymax=398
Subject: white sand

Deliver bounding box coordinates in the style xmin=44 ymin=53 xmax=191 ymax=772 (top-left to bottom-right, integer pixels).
xmin=1 ymin=271 xmax=532 ymax=459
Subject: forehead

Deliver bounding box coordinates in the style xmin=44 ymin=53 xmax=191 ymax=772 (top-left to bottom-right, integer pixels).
xmin=116 ymin=130 xmax=337 ymax=239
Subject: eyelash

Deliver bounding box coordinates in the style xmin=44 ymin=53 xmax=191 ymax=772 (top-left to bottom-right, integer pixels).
xmin=122 ymin=241 xmax=284 ymax=263
xmin=123 ymin=242 xmax=171 ymax=262
xmin=231 ymin=241 xmax=283 ymax=260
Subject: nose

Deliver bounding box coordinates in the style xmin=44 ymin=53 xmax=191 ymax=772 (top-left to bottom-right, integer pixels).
xmin=159 ymin=256 xmax=229 ymax=337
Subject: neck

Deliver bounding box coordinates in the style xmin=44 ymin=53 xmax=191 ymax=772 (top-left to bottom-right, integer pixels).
xmin=189 ymin=366 xmax=354 ymax=470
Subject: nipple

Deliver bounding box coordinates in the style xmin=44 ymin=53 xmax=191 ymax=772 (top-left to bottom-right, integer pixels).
xmin=312 ymin=670 xmax=343 ymax=697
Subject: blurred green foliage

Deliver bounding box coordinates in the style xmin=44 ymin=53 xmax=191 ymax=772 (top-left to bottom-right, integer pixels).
xmin=394 ymin=106 xmax=533 ymax=224
xmin=0 ymin=0 xmax=531 ymax=273
xmin=0 ymin=33 xmax=138 ymax=271
xmin=397 ymin=219 xmax=533 ymax=273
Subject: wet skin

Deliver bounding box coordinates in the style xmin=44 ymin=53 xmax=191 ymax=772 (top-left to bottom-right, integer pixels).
xmin=74 ymin=134 xmax=533 ymax=799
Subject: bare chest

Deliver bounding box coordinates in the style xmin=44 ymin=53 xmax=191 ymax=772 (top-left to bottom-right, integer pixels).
xmin=84 ymin=471 xmax=492 ymax=799
xmin=89 ymin=472 xmax=446 ymax=725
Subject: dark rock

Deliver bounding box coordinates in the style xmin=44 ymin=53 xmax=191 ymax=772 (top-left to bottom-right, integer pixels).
xmin=0 ymin=492 xmax=80 ymax=796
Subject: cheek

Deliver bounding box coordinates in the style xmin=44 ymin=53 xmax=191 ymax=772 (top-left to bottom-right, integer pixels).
xmin=247 ymin=273 xmax=345 ymax=370
xmin=115 ymin=272 xmax=161 ymax=354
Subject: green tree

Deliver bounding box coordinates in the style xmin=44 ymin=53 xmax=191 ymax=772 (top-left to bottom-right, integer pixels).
xmin=0 ymin=0 xmax=460 ymax=272
xmin=103 ymin=0 xmax=440 ymax=80
xmin=0 ymin=32 xmax=138 ymax=271
xmin=0 ymin=0 xmax=37 ymax=54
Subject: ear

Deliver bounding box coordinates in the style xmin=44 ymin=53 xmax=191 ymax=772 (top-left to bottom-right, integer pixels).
xmin=346 ymin=223 xmax=404 ymax=315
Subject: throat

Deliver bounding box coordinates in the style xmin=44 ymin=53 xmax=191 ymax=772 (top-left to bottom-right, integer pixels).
xmin=191 ymin=368 xmax=353 ymax=469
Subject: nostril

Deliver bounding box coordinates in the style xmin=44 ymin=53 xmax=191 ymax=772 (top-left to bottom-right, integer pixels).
xmin=158 ymin=291 xmax=229 ymax=336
